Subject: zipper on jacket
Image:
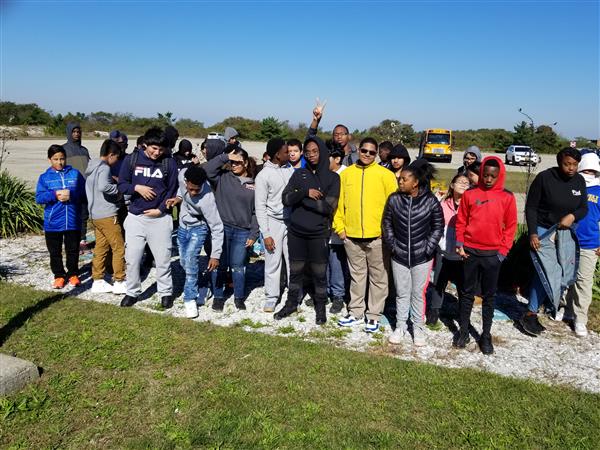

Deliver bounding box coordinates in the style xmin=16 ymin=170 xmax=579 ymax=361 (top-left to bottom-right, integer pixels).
xmin=408 ymin=196 xmax=413 ymax=268
xmin=59 ymin=171 xmax=68 ymax=229
xmin=360 ymin=168 xmax=365 ymax=238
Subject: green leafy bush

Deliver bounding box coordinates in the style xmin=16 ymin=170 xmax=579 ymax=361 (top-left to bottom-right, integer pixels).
xmin=0 ymin=170 xmax=43 ymax=238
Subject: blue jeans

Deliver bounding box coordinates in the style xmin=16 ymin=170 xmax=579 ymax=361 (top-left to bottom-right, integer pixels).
xmin=177 ymin=223 xmax=210 ymax=303
xmin=211 ymin=224 xmax=250 ymax=300
xmin=327 ymin=244 xmax=349 ymax=299
xmin=528 ymin=226 xmax=549 ymax=313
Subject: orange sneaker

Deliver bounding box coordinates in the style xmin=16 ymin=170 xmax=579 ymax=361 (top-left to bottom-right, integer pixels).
xmin=68 ymin=275 xmax=81 ymax=287
xmin=52 ymin=277 xmax=65 ymax=289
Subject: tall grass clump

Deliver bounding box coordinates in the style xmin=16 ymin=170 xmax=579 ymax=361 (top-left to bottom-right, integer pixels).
xmin=0 ymin=170 xmax=43 ymax=238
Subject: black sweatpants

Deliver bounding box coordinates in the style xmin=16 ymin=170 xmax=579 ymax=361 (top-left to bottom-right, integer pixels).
xmin=45 ymin=230 xmax=80 ymax=279
xmin=430 ymin=257 xmax=464 ymax=310
xmin=459 ymin=251 xmax=501 ymax=336
xmin=287 ymin=232 xmax=328 ymax=308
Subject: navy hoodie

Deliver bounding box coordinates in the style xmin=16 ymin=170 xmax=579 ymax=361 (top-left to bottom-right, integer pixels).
xmin=117 ymin=150 xmax=178 ymax=215
xmin=282 ymin=136 xmax=340 ymax=238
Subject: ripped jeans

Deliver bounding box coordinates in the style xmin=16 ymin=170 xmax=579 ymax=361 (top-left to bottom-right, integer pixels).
xmin=211 ymin=223 xmax=250 ymax=300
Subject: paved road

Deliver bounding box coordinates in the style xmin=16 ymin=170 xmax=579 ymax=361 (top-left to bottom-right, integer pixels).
xmin=2 ymin=138 xmax=553 ymax=187
xmin=3 ymin=138 xmax=533 ymax=223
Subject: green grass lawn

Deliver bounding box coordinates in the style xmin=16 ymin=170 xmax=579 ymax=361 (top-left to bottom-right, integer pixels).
xmin=1 ymin=283 xmax=599 ymax=449
xmin=435 ymin=168 xmax=530 ymax=193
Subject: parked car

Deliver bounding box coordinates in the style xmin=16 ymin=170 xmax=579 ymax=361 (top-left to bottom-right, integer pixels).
xmin=207 ymin=132 xmax=224 ymax=140
xmin=505 ymin=145 xmax=539 ymax=166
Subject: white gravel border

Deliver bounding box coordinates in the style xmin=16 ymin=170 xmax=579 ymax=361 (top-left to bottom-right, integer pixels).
xmin=1 ymin=234 xmax=599 ymax=394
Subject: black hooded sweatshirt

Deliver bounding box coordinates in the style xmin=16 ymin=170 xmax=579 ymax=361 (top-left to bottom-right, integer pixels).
xmin=63 ymin=122 xmax=90 ymax=177
xmin=282 ymin=136 xmax=340 ymax=238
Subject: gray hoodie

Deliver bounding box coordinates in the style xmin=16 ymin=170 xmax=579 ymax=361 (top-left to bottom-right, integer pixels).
xmin=85 ymin=158 xmax=120 ymax=220
xmin=177 ymin=169 xmax=224 ymax=259
xmin=63 ymin=122 xmax=90 ymax=177
xmin=254 ymin=160 xmax=294 ymax=238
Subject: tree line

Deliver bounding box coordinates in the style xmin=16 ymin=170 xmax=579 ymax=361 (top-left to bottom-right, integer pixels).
xmin=0 ymin=101 xmax=595 ymax=153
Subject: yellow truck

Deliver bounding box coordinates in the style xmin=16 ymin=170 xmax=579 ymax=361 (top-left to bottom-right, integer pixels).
xmin=419 ymin=128 xmax=452 ymax=163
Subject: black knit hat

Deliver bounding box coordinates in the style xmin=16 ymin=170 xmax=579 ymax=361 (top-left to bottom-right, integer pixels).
xmin=266 ymin=137 xmax=286 ymax=159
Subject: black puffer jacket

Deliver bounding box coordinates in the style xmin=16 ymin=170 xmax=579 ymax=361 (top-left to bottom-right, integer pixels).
xmin=382 ymin=187 xmax=444 ymax=268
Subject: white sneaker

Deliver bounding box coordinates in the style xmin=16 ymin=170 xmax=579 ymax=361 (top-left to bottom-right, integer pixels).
xmin=91 ymin=279 xmax=113 ymax=294
xmin=388 ymin=328 xmax=407 ymax=345
xmin=413 ymin=329 xmax=427 ymax=347
xmin=184 ymin=300 xmax=199 ymax=319
xmin=574 ymin=322 xmax=588 ymax=337
xmin=112 ymin=280 xmax=127 ymax=295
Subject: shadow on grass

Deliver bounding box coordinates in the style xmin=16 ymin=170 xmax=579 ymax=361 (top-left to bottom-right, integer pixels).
xmin=0 ymin=292 xmax=66 ymax=346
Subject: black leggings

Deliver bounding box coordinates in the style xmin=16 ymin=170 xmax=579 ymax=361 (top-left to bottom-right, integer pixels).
xmin=45 ymin=230 xmax=80 ymax=278
xmin=287 ymin=233 xmax=328 ymax=307
xmin=430 ymin=257 xmax=464 ymax=310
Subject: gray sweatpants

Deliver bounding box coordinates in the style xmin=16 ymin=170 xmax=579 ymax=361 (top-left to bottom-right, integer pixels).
xmin=392 ymin=260 xmax=432 ymax=336
xmin=263 ymin=218 xmax=289 ymax=304
xmin=124 ymin=213 xmax=173 ymax=297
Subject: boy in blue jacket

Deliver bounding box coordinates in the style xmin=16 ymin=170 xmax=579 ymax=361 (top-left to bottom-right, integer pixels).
xmin=35 ymin=144 xmax=86 ymax=289
xmin=565 ymin=152 xmax=600 ymax=337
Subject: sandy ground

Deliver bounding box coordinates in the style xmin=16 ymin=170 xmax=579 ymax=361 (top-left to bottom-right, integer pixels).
xmin=1 ymin=234 xmax=598 ymax=394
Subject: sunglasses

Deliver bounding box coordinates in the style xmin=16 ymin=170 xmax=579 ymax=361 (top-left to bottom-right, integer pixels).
xmin=360 ymin=148 xmax=377 ymax=156
xmin=229 ymin=160 xmax=244 ymax=166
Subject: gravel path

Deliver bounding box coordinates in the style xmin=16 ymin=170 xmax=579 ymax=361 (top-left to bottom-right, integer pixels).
xmin=1 ymin=234 xmax=599 ymax=394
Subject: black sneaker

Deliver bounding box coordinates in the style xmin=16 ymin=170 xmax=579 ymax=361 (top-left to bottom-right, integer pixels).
xmin=479 ymin=333 xmax=494 ymax=355
xmin=120 ymin=295 xmax=137 ymax=307
xmin=234 ymin=297 xmax=246 ymax=310
xmin=452 ymin=331 xmax=470 ymax=348
xmin=329 ymin=297 xmax=344 ymax=314
xmin=520 ymin=313 xmax=542 ymax=336
xmin=212 ymin=297 xmax=225 ymax=312
xmin=315 ymin=315 xmax=327 ymax=326
xmin=426 ymin=308 xmax=440 ymax=326
xmin=161 ymin=295 xmax=174 ymax=309
xmin=274 ymin=304 xmax=298 ymax=320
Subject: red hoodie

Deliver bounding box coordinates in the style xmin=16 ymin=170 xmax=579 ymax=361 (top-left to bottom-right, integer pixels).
xmin=455 ymin=156 xmax=517 ymax=256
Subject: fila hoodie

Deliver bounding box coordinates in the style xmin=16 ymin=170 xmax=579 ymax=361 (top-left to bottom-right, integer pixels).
xmin=117 ymin=150 xmax=178 ymax=215
xmin=455 ymin=156 xmax=517 ymax=256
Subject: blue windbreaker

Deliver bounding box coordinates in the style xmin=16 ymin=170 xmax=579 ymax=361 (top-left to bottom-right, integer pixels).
xmin=35 ymin=165 xmax=86 ymax=232
xmin=576 ymin=185 xmax=600 ymax=249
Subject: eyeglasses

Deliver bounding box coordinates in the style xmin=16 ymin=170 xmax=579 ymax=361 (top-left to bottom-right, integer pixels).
xmin=333 ymin=132 xmax=348 ymax=138
xmin=360 ymin=148 xmax=377 ymax=156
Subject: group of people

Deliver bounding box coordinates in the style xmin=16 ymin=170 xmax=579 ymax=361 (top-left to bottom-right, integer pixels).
xmin=34 ymin=107 xmax=600 ymax=355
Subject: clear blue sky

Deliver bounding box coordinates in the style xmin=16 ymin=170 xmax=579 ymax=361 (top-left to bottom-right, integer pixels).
xmin=1 ymin=0 xmax=598 ymax=138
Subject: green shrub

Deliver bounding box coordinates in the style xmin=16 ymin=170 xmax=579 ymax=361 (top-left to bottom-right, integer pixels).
xmin=0 ymin=170 xmax=43 ymax=237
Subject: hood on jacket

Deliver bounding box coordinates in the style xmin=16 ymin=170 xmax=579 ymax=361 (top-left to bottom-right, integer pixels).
xmin=66 ymin=122 xmax=81 ymax=144
xmin=389 ymin=144 xmax=411 ymax=167
xmin=205 ymin=139 xmax=226 ymax=161
xmin=303 ymin=136 xmax=330 ymax=175
xmin=464 ymin=145 xmax=482 ymax=162
xmin=85 ymin=158 xmax=105 ymax=177
xmin=224 ymin=127 xmax=238 ymax=141
xmin=478 ymin=155 xmax=506 ymax=191
xmin=177 ymin=139 xmax=193 ymax=155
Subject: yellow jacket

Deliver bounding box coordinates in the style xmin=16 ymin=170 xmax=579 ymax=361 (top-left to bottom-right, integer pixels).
xmin=333 ymin=162 xmax=398 ymax=239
